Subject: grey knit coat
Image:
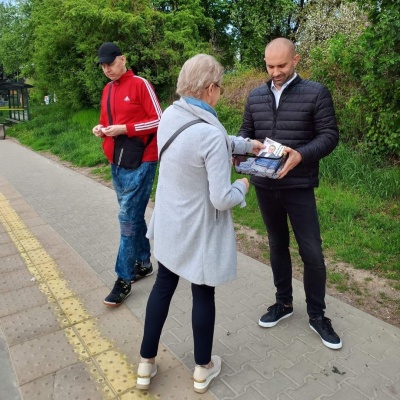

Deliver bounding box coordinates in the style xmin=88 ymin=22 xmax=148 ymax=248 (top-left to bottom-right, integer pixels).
xmin=147 ymin=98 xmax=252 ymax=286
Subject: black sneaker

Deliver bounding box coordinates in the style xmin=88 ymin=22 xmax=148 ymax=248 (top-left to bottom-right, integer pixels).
xmin=259 ymin=303 xmax=293 ymax=328
xmin=103 ymin=278 xmax=131 ymax=306
xmin=131 ymin=261 xmax=154 ymax=283
xmin=309 ymin=315 xmax=342 ymax=350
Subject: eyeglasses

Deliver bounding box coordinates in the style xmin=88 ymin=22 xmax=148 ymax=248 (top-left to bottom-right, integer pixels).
xmin=214 ymin=83 xmax=225 ymax=95
xmin=206 ymin=83 xmax=224 ymax=95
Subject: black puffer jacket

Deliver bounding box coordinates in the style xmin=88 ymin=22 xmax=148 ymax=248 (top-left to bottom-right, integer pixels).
xmin=239 ymin=75 xmax=339 ymax=189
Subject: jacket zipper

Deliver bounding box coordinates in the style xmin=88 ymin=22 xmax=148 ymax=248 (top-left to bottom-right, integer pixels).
xmin=117 ymin=148 xmax=123 ymax=167
xmin=271 ymin=86 xmax=289 ymax=140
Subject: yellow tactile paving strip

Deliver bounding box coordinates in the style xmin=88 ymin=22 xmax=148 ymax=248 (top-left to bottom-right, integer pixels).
xmin=0 ymin=193 xmax=155 ymax=399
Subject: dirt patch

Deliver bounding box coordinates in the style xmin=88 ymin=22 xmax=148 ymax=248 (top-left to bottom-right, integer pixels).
xmin=19 ymin=143 xmax=400 ymax=329
xmin=235 ymin=224 xmax=400 ymax=328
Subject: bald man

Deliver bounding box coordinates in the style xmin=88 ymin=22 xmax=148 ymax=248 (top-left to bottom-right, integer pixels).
xmin=239 ymin=38 xmax=342 ymax=349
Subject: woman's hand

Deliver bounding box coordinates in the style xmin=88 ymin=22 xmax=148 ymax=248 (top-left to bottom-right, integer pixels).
xmin=251 ymin=140 xmax=265 ymax=155
xmin=236 ymin=177 xmax=249 ymax=193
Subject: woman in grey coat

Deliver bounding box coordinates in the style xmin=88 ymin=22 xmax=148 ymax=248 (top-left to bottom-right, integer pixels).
xmin=136 ymin=54 xmax=264 ymax=393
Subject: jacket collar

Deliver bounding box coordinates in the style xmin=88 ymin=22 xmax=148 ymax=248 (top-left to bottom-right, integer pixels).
xmin=266 ymin=74 xmax=301 ymax=91
xmin=112 ymin=69 xmax=133 ymax=86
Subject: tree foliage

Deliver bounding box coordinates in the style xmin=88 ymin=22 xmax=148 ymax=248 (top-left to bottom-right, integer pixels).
xmin=0 ymin=0 xmax=33 ymax=78
xmin=230 ymin=0 xmax=301 ymax=68
xmin=0 ymin=0 xmax=399 ymax=158
xmin=199 ymin=0 xmax=236 ymax=67
xmin=1 ymin=0 xmax=307 ymax=97
xmin=310 ymin=0 xmax=399 ymax=158
xmin=10 ymin=0 xmax=213 ymax=108
xmin=296 ymin=0 xmax=366 ymax=71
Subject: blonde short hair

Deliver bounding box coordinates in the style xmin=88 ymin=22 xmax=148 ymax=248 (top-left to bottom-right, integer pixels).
xmin=176 ymin=54 xmax=224 ymax=98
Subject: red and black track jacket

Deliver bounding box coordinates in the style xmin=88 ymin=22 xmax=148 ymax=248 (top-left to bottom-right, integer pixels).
xmin=99 ymin=69 xmax=163 ymax=163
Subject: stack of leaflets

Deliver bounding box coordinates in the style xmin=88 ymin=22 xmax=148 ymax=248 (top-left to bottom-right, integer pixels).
xmin=235 ymin=138 xmax=287 ymax=179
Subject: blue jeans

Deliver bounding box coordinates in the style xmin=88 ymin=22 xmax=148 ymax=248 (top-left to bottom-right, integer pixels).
xmin=111 ymin=162 xmax=156 ymax=281
xmin=140 ymin=262 xmax=215 ymax=365
xmin=255 ymin=187 xmax=326 ymax=318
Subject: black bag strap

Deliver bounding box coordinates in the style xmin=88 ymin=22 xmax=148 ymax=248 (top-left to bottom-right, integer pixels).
xmin=159 ymin=119 xmax=204 ymax=161
xmin=107 ymin=82 xmax=113 ymax=125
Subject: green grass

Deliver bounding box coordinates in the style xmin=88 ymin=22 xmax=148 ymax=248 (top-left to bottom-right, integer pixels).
xmin=5 ymin=103 xmax=400 ymax=289
xmin=8 ymin=104 xmax=106 ymax=168
xmin=319 ymin=143 xmax=400 ymax=200
xmin=229 ymin=172 xmax=400 ymax=280
xmin=316 ymin=184 xmax=399 ymax=276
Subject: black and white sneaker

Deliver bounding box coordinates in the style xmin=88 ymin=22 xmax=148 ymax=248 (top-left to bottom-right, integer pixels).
xmin=131 ymin=261 xmax=154 ymax=283
xmin=259 ymin=303 xmax=293 ymax=328
xmin=309 ymin=316 xmax=342 ymax=349
xmin=103 ymin=278 xmax=131 ymax=306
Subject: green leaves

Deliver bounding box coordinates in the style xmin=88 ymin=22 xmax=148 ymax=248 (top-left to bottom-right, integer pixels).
xmin=309 ymin=1 xmax=400 ymax=158
xmin=1 ymin=0 xmax=214 ymax=108
xmin=1 ymin=0 xmax=399 ymax=159
xmin=230 ymin=0 xmax=298 ymax=68
xmin=0 ymin=0 xmax=33 ymax=77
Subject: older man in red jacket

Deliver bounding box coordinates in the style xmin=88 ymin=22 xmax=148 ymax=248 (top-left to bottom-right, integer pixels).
xmin=92 ymin=42 xmax=162 ymax=306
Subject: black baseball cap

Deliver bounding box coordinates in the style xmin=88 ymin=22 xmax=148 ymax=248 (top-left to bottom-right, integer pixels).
xmin=97 ymin=42 xmax=122 ymax=65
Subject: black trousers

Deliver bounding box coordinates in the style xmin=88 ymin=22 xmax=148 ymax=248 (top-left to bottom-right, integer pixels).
xmin=140 ymin=262 xmax=215 ymax=365
xmin=255 ymin=187 xmax=326 ymax=317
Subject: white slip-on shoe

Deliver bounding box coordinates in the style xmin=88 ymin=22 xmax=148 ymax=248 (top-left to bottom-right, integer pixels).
xmin=136 ymin=362 xmax=157 ymax=390
xmin=193 ymin=355 xmax=222 ymax=393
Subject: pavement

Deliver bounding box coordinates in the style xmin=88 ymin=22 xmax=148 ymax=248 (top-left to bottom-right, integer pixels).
xmin=0 ymin=138 xmax=399 ymax=400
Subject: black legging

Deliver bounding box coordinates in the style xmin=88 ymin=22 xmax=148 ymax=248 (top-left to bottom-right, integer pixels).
xmin=140 ymin=262 xmax=215 ymax=365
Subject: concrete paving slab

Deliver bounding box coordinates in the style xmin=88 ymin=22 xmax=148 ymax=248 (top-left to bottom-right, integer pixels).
xmin=19 ymin=373 xmax=55 ymax=400
xmin=10 ymin=329 xmax=80 ymax=386
xmin=0 ymin=268 xmax=36 ymax=294
xmin=52 ymin=362 xmax=113 ymax=400
xmin=0 ymin=285 xmax=49 ymax=318
xmin=1 ymin=139 xmax=400 ymax=400
xmin=0 ymin=303 xmax=62 ymax=346
xmin=0 ymin=327 xmax=21 ymax=400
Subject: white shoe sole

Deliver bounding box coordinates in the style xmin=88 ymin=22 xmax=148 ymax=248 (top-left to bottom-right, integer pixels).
xmin=136 ymin=365 xmax=158 ymax=389
xmin=258 ymin=311 xmax=293 ymax=328
xmin=103 ymin=290 xmax=131 ymax=307
xmin=193 ymin=357 xmax=222 ymax=393
xmin=309 ymin=324 xmax=343 ymax=349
